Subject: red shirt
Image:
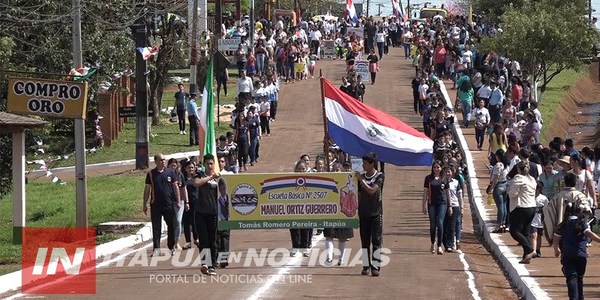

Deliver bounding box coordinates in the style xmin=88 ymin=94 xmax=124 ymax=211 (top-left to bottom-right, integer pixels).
xmin=434 ymin=47 xmax=446 ymax=64
xmin=511 ymin=85 xmax=522 ymax=106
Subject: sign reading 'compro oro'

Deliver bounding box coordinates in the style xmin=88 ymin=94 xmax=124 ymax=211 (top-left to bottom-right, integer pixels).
xmin=7 ymin=77 xmax=89 ymax=119
xmin=218 ymin=173 xmax=359 ymax=230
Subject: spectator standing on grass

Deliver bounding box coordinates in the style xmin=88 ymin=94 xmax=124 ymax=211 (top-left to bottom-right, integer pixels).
xmin=143 ymin=153 xmax=181 ymax=257
xmin=193 ymin=154 xmax=222 ymax=276
xmin=356 ymin=152 xmax=384 ymax=277
xmin=187 ymin=93 xmax=199 ymax=146
xmin=174 ymin=83 xmax=189 ymax=135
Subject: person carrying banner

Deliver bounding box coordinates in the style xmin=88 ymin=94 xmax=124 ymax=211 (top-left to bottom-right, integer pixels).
xmin=143 ymin=154 xmax=181 ymax=257
xmin=355 ymin=152 xmax=385 ymax=277
xmin=193 ymin=154 xmax=222 ymax=276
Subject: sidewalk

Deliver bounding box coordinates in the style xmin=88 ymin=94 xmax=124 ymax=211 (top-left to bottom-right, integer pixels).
xmin=28 ymin=150 xmax=201 ymax=181
xmin=443 ymin=83 xmax=600 ymax=299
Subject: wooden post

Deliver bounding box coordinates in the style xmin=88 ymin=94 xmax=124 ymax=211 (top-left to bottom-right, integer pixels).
xmin=12 ymin=130 xmax=25 ymax=244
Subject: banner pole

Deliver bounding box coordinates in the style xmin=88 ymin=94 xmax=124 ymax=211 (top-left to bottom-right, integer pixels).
xmin=319 ymin=69 xmax=331 ymax=171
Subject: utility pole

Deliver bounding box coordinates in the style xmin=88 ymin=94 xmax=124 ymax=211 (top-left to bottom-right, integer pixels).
xmin=133 ymin=1 xmax=150 ymax=169
xmin=190 ymin=0 xmax=199 ymax=94
xmin=366 ymin=0 xmax=370 ymax=17
xmin=407 ymin=0 xmax=411 ymax=19
xmin=250 ymin=0 xmax=255 ymax=47
xmin=590 ymin=0 xmax=593 ymax=21
xmin=72 ymin=0 xmax=88 ymax=229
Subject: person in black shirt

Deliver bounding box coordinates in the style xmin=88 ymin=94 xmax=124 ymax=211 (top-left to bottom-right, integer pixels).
xmin=181 ymin=160 xmax=199 ymax=249
xmin=411 ymin=76 xmax=420 ymax=114
xmin=355 ymin=152 xmax=385 ymax=277
xmin=247 ymin=109 xmax=260 ymax=166
xmin=143 ymin=153 xmax=181 ymax=257
xmin=174 ymin=84 xmax=189 ymax=135
xmin=423 ymin=160 xmax=448 ymax=256
xmin=193 ymin=154 xmax=222 ymax=276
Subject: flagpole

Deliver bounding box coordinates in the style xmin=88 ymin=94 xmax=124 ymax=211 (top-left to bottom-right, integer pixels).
xmin=319 ymin=69 xmax=331 ymax=172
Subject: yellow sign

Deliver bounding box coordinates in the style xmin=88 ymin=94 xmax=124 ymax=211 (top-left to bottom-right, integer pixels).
xmin=7 ymin=77 xmax=89 ymax=119
xmin=218 ymin=173 xmax=359 ymax=230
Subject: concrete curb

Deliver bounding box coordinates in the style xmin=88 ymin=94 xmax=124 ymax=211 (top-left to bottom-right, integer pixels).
xmin=0 ymin=220 xmax=166 ymax=295
xmin=29 ymin=150 xmax=201 ymax=175
xmin=440 ymin=83 xmax=549 ymax=300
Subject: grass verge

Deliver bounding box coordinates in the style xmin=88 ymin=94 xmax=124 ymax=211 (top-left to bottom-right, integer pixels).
xmin=0 ymin=173 xmax=147 ymax=275
xmin=45 ymin=120 xmax=231 ymax=169
xmin=538 ymin=68 xmax=588 ymax=143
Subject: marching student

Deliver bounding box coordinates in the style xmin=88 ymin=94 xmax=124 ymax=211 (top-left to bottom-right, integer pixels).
xmin=290 ymin=160 xmax=311 ymax=257
xmin=193 ymin=154 xmax=222 ymax=276
xmin=143 ymin=154 xmax=181 ymax=257
xmin=168 ymin=158 xmax=188 ymax=251
xmin=355 ymin=152 xmax=385 ymax=277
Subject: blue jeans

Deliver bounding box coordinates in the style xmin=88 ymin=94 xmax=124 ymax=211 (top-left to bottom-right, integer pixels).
xmin=249 ymin=135 xmax=259 ymax=163
xmin=461 ymin=101 xmax=472 ymax=127
xmin=475 ymin=127 xmax=485 ymax=148
xmin=443 ymin=206 xmax=461 ymax=249
xmin=174 ymin=203 xmax=184 ymax=243
xmin=256 ymin=53 xmax=266 ymax=75
xmin=562 ymin=256 xmax=587 ymax=300
xmin=403 ymin=43 xmax=411 ymax=58
xmin=493 ymin=182 xmax=508 ymax=226
xmin=428 ymin=203 xmax=447 ymax=245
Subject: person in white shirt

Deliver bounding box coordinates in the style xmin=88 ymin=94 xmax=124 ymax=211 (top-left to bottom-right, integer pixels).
xmin=418 ymin=78 xmax=429 ymax=102
xmin=471 ymin=99 xmax=491 ymax=150
xmin=507 ymin=162 xmax=538 ymax=264
xmin=236 ymin=69 xmax=254 ymax=104
xmin=310 ymin=28 xmax=322 ymax=57
xmin=477 ymin=82 xmax=492 ymax=106
xmin=462 ymin=45 xmax=473 ymax=70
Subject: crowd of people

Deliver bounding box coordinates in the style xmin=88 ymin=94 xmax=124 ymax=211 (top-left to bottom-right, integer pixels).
xmin=404 ymin=10 xmax=600 ymax=298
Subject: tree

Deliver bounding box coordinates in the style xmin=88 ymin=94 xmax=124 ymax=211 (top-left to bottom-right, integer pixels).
xmin=479 ymin=0 xmax=599 ymax=99
xmin=473 ymin=0 xmax=525 ymax=22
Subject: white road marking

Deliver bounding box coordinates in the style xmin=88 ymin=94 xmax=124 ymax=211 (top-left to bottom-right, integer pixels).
xmin=3 ymin=238 xmax=160 ymax=300
xmin=247 ymin=233 xmax=324 ymax=300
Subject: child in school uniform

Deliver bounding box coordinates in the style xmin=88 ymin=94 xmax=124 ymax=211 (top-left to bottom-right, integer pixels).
xmin=531 ymin=182 xmax=549 ymax=257
xmin=554 ymin=202 xmax=600 ymax=300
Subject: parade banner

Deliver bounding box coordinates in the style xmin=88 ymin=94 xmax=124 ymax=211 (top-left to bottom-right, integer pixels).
xmin=321 ymin=40 xmax=336 ymax=58
xmin=218 ymin=173 xmax=359 ymax=230
xmin=354 ymin=60 xmax=370 ymax=83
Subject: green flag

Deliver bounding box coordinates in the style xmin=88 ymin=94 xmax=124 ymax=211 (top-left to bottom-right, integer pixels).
xmin=199 ymin=59 xmax=220 ymax=172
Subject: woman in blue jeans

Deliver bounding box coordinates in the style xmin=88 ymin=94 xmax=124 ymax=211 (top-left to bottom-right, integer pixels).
xmin=489 ymin=149 xmax=510 ymax=233
xmin=423 ymin=160 xmax=448 ymax=255
xmin=457 ymin=76 xmax=474 ymax=127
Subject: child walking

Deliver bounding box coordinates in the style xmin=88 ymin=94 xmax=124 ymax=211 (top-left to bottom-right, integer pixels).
xmin=530 ymin=182 xmax=548 ymax=257
xmin=553 ymin=202 xmax=600 ymax=300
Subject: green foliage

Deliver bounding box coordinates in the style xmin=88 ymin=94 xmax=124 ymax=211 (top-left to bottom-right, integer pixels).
xmin=0 ymin=1 xmax=139 ymax=196
xmin=473 ymin=0 xmax=525 ymax=22
xmin=479 ymin=0 xmax=599 ymax=94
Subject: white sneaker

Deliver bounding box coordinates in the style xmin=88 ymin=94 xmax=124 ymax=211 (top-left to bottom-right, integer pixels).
xmin=183 ymin=131 xmax=186 ymax=134
xmin=151 ymin=248 xmax=161 ymax=257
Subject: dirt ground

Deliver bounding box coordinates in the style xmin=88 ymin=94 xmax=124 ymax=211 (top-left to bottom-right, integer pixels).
xmin=6 ymin=49 xmax=520 ymax=299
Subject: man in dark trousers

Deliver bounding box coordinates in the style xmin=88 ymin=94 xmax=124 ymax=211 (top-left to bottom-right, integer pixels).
xmin=187 ymin=93 xmax=199 ymax=146
xmin=193 ymin=154 xmax=222 ymax=276
xmin=143 ymin=153 xmax=181 ymax=257
xmin=174 ymin=83 xmax=189 ymax=135
xmin=354 ymin=152 xmax=385 ymax=277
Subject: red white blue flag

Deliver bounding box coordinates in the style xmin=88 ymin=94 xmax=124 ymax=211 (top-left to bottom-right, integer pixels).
xmin=322 ymin=78 xmax=433 ymax=166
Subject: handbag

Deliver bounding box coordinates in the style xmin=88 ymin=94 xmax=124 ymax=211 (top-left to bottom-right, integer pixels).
xmin=486 ymin=184 xmax=494 ymax=194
